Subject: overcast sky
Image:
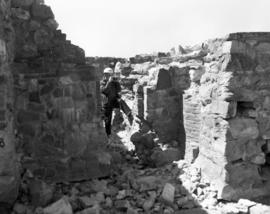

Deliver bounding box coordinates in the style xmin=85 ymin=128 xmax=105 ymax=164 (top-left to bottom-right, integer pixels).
xmin=45 ymin=0 xmax=270 ymax=58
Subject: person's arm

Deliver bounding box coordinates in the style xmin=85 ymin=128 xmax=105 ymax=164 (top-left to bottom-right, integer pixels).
xmin=100 ymin=79 xmax=110 ymax=95
xmin=115 ymin=81 xmax=121 ymax=99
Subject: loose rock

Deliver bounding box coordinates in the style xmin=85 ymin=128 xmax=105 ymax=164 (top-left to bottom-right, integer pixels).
xmin=43 ymin=197 xmax=73 ymax=214
xmin=161 ymin=183 xmax=175 ymax=204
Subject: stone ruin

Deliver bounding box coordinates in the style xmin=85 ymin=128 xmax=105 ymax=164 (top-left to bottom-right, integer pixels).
xmin=0 ymin=0 xmax=108 ymax=204
xmin=1 ymin=0 xmax=270 ymax=213
xmin=128 ymin=34 xmax=270 ymax=201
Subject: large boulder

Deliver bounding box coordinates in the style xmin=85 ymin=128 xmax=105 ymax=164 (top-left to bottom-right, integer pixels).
xmin=29 ymin=179 xmax=55 ymax=207
xmin=151 ymin=148 xmax=181 ymax=167
xmin=43 ymin=197 xmax=73 ymax=214
xmin=249 ymin=203 xmax=270 ymax=214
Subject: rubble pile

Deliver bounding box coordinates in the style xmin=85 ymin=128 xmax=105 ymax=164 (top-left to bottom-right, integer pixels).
xmin=118 ymin=34 xmax=270 ymax=201
xmin=129 ymin=120 xmax=181 ymax=167
xmin=10 ymin=153 xmax=180 ymax=214
xmin=9 ymin=155 xmax=270 ymax=214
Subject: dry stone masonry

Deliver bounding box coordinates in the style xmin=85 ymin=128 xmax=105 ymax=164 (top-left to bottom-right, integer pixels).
xmin=195 ymin=33 xmax=270 ymax=201
xmin=11 ymin=0 xmax=109 ymax=183
xmin=131 ymin=61 xmax=190 ymax=151
xmin=0 ymin=0 xmax=20 ymax=204
xmin=1 ymin=0 xmax=270 ymax=212
xmin=0 ymin=0 xmax=110 ymax=204
xmin=92 ymin=34 xmax=270 ymax=204
xmin=127 ymin=34 xmax=270 ymax=202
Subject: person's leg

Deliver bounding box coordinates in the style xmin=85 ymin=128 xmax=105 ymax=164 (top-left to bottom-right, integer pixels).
xmin=104 ymin=106 xmax=113 ymax=136
xmin=120 ymin=99 xmax=133 ymax=125
xmin=100 ymin=94 xmax=107 ymax=118
xmin=112 ymin=107 xmax=124 ymax=129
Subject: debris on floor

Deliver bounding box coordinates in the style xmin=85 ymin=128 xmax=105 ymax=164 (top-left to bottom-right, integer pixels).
xmin=11 ymin=148 xmax=270 ymax=214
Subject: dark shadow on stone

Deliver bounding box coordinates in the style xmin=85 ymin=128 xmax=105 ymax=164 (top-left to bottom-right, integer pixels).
xmin=174 ymin=208 xmax=208 ymax=214
xmin=173 ymin=168 xmax=210 ymax=214
xmin=0 ymin=203 xmax=12 ymax=214
xmin=178 ymin=92 xmax=186 ymax=159
xmin=156 ymin=68 xmax=172 ymax=90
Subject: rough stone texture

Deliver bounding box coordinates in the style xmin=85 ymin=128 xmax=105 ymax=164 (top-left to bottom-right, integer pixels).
xmin=10 ymin=0 xmax=108 ymax=185
xmin=143 ymin=33 xmax=270 ymax=201
xmin=161 ymin=183 xmax=175 ymax=204
xmin=24 ymin=29 xmax=270 ymax=204
xmin=43 ymin=197 xmax=73 ymax=214
xmin=183 ymin=65 xmax=204 ymax=163
xmin=249 ymin=203 xmax=270 ymax=214
xmin=0 ymin=0 xmax=20 ymax=204
xmin=132 ymin=64 xmax=190 ymax=150
xmin=4 ymin=0 xmax=270 ymax=205
xmin=130 ymin=51 xmax=201 ymax=157
xmin=143 ymin=85 xmax=182 ymax=144
xmin=183 ymin=86 xmax=201 ymax=163
xmin=192 ymin=33 xmax=270 ymax=201
xmin=90 ymin=55 xmax=190 ymax=155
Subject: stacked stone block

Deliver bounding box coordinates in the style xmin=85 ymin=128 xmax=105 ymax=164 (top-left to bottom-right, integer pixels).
xmin=144 ymin=86 xmax=181 ymax=144
xmin=133 ymin=83 xmax=144 ymax=118
xmin=195 ymin=33 xmax=270 ymax=200
xmin=183 ymin=68 xmax=204 ymax=163
xmin=132 ymin=34 xmax=270 ymax=201
xmin=0 ymin=0 xmax=20 ymax=203
xmin=10 ymin=0 xmax=108 ymax=184
xmin=3 ymin=0 xmax=270 ymax=203
xmin=138 ymin=65 xmax=189 ymax=148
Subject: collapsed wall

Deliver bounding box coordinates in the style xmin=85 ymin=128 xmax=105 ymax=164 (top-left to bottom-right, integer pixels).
xmin=143 ymin=67 xmax=186 ymax=145
xmin=0 ymin=0 xmax=20 ymax=203
xmin=183 ymin=66 xmax=204 ymax=163
xmin=127 ymin=33 xmax=270 ymax=201
xmin=195 ymin=33 xmax=270 ymax=200
xmin=0 ymin=0 xmax=109 ymax=203
xmin=176 ymin=33 xmax=270 ymax=201
xmin=2 ymin=0 xmax=270 ymax=205
xmin=12 ymin=0 xmax=108 ymax=182
xmin=131 ymin=62 xmax=190 ymax=151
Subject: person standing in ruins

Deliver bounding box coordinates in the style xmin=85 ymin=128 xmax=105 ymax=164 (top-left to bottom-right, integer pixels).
xmin=100 ymin=62 xmax=134 ymax=143
xmin=100 ymin=67 xmax=122 ymax=141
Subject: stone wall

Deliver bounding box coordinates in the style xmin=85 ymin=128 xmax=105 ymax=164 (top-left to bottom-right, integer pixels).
xmin=57 ymin=30 xmax=270 ymax=202
xmin=183 ymin=66 xmax=204 ymax=163
xmin=130 ymin=33 xmax=270 ymax=201
xmin=131 ymin=64 xmax=190 ymax=149
xmin=2 ymin=0 xmax=270 ymax=203
xmin=192 ymin=33 xmax=270 ymax=200
xmin=10 ymin=0 xmax=108 ymax=185
xmin=0 ymin=0 xmax=20 ymax=203
xmin=143 ymin=68 xmax=180 ymax=144
xmin=129 ymin=44 xmax=208 ymax=164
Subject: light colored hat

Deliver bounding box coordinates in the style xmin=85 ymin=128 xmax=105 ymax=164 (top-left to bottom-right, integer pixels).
xmin=114 ymin=62 xmax=122 ymax=74
xmin=103 ymin=67 xmax=113 ymax=74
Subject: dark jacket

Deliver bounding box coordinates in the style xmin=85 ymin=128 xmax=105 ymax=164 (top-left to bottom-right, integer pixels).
xmin=101 ymin=78 xmax=121 ymax=108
